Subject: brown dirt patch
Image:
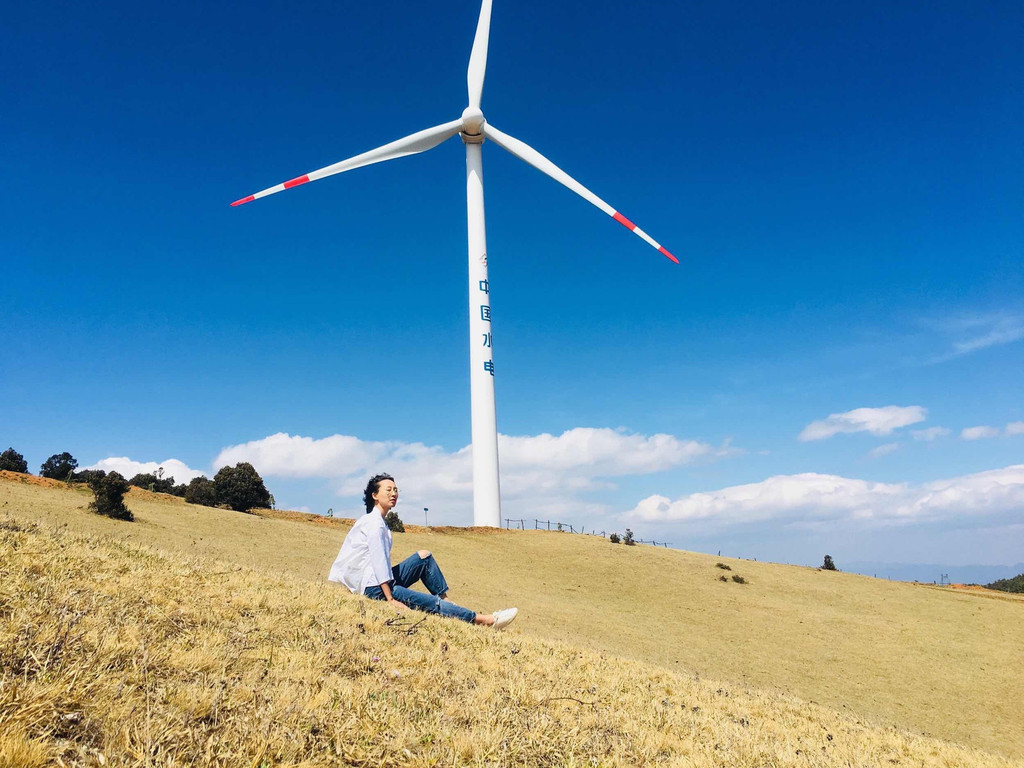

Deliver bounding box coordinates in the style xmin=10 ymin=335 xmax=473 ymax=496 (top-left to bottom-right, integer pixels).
xmin=250 ymin=507 xmax=354 ymax=528
xmin=0 ymin=470 xmax=69 ymax=488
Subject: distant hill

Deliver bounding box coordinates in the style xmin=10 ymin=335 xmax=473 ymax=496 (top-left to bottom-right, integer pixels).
xmin=845 ymin=560 xmax=1024 ymax=585
xmin=986 ymin=572 xmax=1024 ymax=593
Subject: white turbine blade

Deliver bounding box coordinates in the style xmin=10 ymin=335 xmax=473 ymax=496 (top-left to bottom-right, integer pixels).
xmin=467 ymin=0 xmax=493 ymax=109
xmin=231 ymin=119 xmax=464 ymax=206
xmin=483 ymin=123 xmax=679 ymax=263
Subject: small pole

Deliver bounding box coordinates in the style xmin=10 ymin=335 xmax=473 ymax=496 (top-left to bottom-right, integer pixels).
xmin=424 ymin=507 xmax=429 ymax=527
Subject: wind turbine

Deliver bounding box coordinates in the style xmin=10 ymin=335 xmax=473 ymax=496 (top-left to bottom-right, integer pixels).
xmin=232 ymin=0 xmax=677 ymax=528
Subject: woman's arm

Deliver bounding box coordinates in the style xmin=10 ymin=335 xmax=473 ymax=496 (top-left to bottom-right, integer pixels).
xmin=378 ymin=580 xmax=406 ymax=610
xmin=369 ymin=521 xmax=403 ymax=608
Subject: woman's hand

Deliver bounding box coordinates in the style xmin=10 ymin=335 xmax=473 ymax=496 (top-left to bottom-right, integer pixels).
xmin=387 ymin=597 xmax=407 ymax=612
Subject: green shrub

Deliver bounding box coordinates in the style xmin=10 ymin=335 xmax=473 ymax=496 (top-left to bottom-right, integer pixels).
xmin=72 ymin=469 xmax=106 ymax=485
xmin=184 ymin=476 xmax=218 ymax=507
xmin=384 ymin=510 xmax=405 ymax=532
xmin=715 ymin=562 xmax=732 ymax=570
xmin=623 ymin=528 xmax=636 ymax=546
xmin=822 ymin=555 xmax=838 ymax=571
xmin=213 ymin=462 xmax=271 ymax=512
xmin=609 ymin=533 xmax=621 ymax=544
xmin=0 ymin=448 xmax=29 ymax=473
xmin=88 ymin=471 xmax=133 ymax=521
xmin=128 ymin=472 xmax=176 ymax=494
xmin=41 ymin=452 xmax=78 ymax=480
xmin=731 ymin=575 xmax=747 ymax=584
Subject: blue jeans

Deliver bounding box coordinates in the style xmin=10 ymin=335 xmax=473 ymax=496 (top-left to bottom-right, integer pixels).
xmin=364 ymin=553 xmax=476 ymax=623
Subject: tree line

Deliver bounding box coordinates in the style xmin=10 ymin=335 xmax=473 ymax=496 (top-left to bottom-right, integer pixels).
xmin=984 ymin=573 xmax=1024 ymax=593
xmin=1 ymin=446 xmax=273 ymax=521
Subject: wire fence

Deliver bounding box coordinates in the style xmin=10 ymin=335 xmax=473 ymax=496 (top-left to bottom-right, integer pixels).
xmin=503 ymin=518 xmax=670 ymax=548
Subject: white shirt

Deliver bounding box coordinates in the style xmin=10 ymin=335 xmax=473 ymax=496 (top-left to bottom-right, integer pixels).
xmin=328 ymin=509 xmax=393 ymax=594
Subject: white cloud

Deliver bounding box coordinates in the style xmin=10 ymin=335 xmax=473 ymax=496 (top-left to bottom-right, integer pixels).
xmin=912 ymin=426 xmax=950 ymax=441
xmin=627 ymin=464 xmax=1024 ymax=529
xmin=214 ymin=433 xmax=390 ymax=478
xmin=956 ymin=422 xmax=1024 ymax=440
xmin=214 ymin=428 xmax=717 ymax=522
xmin=868 ymin=443 xmax=900 ymax=458
xmin=498 ymin=429 xmax=711 ymax=475
xmin=798 ymin=406 xmax=926 ymax=441
xmin=961 ymin=426 xmax=1000 ymax=441
xmin=926 ymin=312 xmax=1024 ymax=364
xmin=84 ymin=457 xmax=207 ymax=484
xmin=950 ymin=313 xmax=1024 ymax=355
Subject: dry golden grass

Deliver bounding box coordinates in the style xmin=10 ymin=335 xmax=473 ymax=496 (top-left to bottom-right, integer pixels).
xmin=1 ymin=515 xmax=1016 ymax=768
xmin=1 ymin=471 xmax=1022 ymax=764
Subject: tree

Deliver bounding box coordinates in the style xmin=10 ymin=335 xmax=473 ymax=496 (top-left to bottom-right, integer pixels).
xmin=88 ymin=471 xmax=133 ymax=521
xmin=128 ymin=472 xmax=175 ymax=494
xmin=984 ymin=573 xmax=1024 ymax=594
xmin=41 ymin=452 xmax=78 ymax=480
xmin=72 ymin=469 xmax=106 ymax=485
xmin=213 ymin=462 xmax=271 ymax=512
xmin=609 ymin=532 xmax=621 ymax=544
xmin=0 ymin=448 xmax=29 ymax=473
xmin=185 ymin=476 xmax=218 ymax=507
xmin=623 ymin=528 xmax=636 ymax=546
xmin=822 ymin=555 xmax=838 ymax=571
xmin=170 ymin=483 xmax=188 ymax=498
xmin=384 ymin=510 xmax=405 ymax=532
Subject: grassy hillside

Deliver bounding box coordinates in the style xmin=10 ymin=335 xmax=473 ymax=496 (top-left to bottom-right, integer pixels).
xmin=1 ymin=472 xmax=1021 ymax=764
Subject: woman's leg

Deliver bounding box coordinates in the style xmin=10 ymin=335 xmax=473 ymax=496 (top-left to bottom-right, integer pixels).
xmin=391 ymin=551 xmax=450 ymax=597
xmin=366 ymin=583 xmax=508 ymax=627
xmin=391 ymin=585 xmax=476 ymax=623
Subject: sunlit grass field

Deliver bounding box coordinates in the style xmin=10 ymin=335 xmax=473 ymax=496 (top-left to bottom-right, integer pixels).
xmin=1 ymin=471 xmax=1021 ymax=765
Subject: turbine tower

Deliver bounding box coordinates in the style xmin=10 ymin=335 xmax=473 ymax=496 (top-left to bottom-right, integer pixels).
xmin=232 ymin=0 xmax=677 ymax=528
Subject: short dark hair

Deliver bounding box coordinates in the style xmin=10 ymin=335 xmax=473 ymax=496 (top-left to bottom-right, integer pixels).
xmin=364 ymin=473 xmax=395 ymax=513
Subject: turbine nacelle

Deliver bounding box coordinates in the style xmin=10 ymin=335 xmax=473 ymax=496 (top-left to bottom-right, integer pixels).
xmin=461 ymin=106 xmax=486 ymax=143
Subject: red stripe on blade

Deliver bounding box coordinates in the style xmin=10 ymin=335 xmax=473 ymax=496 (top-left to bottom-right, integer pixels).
xmin=283 ymin=175 xmax=310 ymax=189
xmin=659 ymin=246 xmax=679 ymax=264
xmin=613 ymin=211 xmax=636 ymax=230
xmin=231 ymin=195 xmax=255 ymax=207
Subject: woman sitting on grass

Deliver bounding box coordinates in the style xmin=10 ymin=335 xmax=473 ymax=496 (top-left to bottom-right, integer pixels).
xmin=329 ymin=473 xmax=518 ymax=629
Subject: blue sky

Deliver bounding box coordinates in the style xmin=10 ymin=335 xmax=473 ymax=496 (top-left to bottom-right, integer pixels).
xmin=3 ymin=0 xmax=1022 ymax=573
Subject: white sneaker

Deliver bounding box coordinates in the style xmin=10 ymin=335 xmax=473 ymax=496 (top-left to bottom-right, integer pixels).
xmin=491 ymin=607 xmax=518 ymax=630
